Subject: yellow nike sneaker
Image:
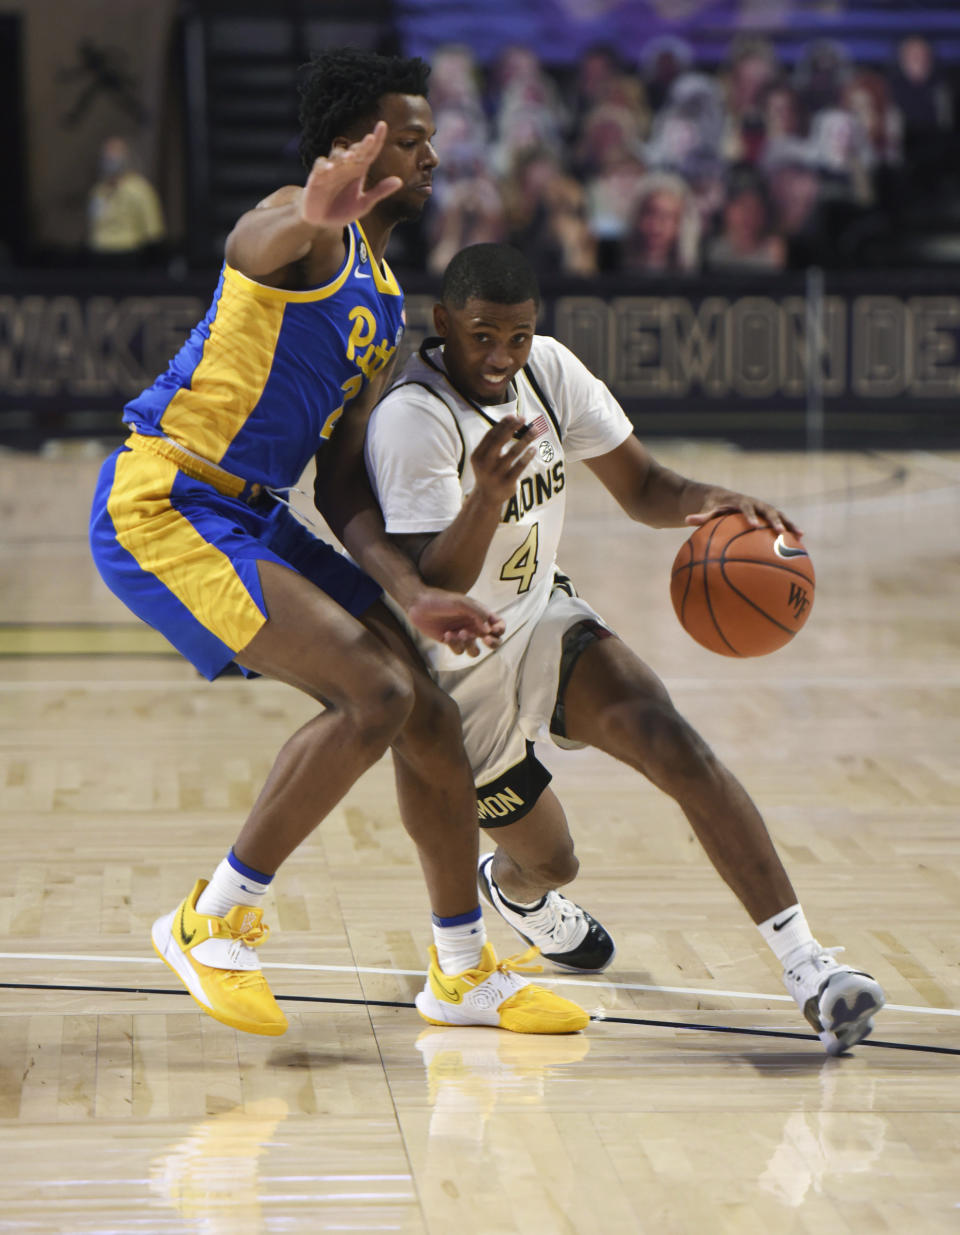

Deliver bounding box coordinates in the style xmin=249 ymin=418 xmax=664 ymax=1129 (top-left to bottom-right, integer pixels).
xmin=151 ymin=878 xmax=288 ymax=1036
xmin=415 ymin=943 xmax=589 ymax=1034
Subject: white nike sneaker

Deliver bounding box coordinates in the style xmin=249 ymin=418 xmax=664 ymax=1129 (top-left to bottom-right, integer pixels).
xmin=782 ymin=943 xmax=885 ymax=1055
xmin=478 ymin=853 xmax=615 ymax=972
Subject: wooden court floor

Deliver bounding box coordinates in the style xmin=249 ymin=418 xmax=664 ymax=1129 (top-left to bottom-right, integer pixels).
xmin=1 ymin=440 xmax=958 ymax=1234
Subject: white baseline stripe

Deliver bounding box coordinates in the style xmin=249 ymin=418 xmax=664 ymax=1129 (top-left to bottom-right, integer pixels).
xmin=666 ymin=676 xmax=960 ymax=690
xmin=1 ymin=951 xmax=956 ymax=1018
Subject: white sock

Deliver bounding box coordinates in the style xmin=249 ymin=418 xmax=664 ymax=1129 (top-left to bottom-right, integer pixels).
xmin=432 ymin=909 xmax=486 ymax=974
xmin=757 ymin=904 xmax=817 ymax=966
xmin=196 ymin=850 xmax=273 ymax=918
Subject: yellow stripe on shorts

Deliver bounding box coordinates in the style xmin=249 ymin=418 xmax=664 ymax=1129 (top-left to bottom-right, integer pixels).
xmin=107 ymin=450 xmax=267 ymax=653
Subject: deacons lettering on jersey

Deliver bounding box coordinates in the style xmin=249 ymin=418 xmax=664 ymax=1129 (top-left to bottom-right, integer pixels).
xmin=366 ymin=335 xmax=634 ymax=671
xmin=122 ymin=221 xmax=404 ymax=491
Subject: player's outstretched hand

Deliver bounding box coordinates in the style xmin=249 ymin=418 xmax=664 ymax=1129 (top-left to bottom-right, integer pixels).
xmin=406 ymin=587 xmax=505 ymax=658
xmin=685 ymin=489 xmax=802 ymax=538
xmin=470 ymin=416 xmax=537 ymax=507
xmin=300 ymin=121 xmax=402 ymax=229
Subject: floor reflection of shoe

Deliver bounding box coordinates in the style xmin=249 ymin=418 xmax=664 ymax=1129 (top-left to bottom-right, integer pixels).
xmin=415 ymin=1028 xmax=591 ymax=1138
xmin=417 ymin=1027 xmax=591 ymax=1088
xmin=149 ymin=1098 xmax=290 ymax=1234
xmin=782 ymin=943 xmax=885 ymax=1055
xmin=759 ymin=1108 xmax=888 ymax=1205
xmin=415 ymin=942 xmax=589 ymax=1033
xmin=478 ymin=853 xmax=616 ymax=972
xmin=151 ymin=878 xmax=288 ymax=1036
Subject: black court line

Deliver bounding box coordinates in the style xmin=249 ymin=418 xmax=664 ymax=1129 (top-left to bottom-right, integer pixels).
xmin=595 ymin=1013 xmax=960 ymax=1055
xmin=0 ymin=981 xmax=412 ymax=1013
xmin=784 ymin=454 xmax=910 ymax=508
xmin=3 ymin=981 xmax=959 ymax=1057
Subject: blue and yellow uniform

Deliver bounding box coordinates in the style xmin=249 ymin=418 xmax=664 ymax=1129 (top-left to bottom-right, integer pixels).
xmin=90 ymin=221 xmax=403 ymax=679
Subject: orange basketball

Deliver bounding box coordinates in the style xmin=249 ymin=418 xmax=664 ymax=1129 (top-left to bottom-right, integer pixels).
xmin=670 ymin=513 xmax=815 ymax=657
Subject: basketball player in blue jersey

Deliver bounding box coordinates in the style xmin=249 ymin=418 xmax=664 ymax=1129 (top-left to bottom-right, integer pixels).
xmin=365 ymin=243 xmax=886 ymax=1054
xmin=89 ymin=50 xmax=587 ymax=1038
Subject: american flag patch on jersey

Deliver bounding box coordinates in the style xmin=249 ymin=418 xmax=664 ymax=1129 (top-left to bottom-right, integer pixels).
xmin=524 ymin=412 xmax=550 ymax=439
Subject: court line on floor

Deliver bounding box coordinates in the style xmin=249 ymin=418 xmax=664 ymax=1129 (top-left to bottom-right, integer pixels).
xmin=1 ymin=951 xmax=956 ymax=1018
xmin=902 ymin=451 xmax=960 ymax=481
xmin=2 ymin=980 xmax=958 ymax=1056
xmin=4 ymin=675 xmax=960 ymax=692
xmin=791 ymin=481 xmax=960 ymax=517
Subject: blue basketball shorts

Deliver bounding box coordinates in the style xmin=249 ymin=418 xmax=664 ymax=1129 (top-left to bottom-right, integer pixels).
xmin=89 ymin=444 xmax=382 ymax=680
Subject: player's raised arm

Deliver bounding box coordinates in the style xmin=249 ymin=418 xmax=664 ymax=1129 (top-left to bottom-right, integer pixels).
xmin=585 ymin=434 xmax=800 ymax=535
xmin=225 ymin=122 xmax=401 ymax=280
xmin=391 ymin=415 xmax=535 ymax=594
xmin=315 ymin=377 xmax=504 ymax=656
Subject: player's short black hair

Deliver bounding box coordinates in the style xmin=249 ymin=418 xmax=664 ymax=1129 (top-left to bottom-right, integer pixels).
xmin=441 ymin=244 xmax=541 ymax=310
xmin=298 ymin=47 xmax=431 ymax=169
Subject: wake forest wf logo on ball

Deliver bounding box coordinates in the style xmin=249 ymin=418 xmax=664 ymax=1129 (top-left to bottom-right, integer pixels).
xmin=789 ymin=581 xmax=811 ymax=619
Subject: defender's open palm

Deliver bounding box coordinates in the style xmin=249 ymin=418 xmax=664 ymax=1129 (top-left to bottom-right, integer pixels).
xmin=300 ymin=122 xmax=401 ymax=229
xmin=407 ymin=588 xmax=505 ymax=658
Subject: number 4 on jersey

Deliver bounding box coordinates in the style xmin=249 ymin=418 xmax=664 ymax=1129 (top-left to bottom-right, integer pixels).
xmin=500 ymin=523 xmax=539 ymax=593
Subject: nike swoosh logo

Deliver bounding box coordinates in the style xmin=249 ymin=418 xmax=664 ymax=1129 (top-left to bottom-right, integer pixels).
xmin=431 ymin=973 xmax=462 ymax=1003
xmin=773 ymin=535 xmax=808 ymax=559
xmin=772 ymin=911 xmax=799 ymax=932
xmin=178 ymin=904 xmax=196 ymax=946
xmin=355 ymin=270 xmax=371 ymax=279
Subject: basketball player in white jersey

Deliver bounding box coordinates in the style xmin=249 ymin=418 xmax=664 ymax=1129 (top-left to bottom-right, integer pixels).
xmin=363 ymin=243 xmax=885 ymax=1054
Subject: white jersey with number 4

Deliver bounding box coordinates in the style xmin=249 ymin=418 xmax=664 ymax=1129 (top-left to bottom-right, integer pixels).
xmin=365 ymin=335 xmax=634 ymax=672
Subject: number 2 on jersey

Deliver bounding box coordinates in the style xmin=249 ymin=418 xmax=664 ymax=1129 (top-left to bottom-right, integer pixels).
xmin=320 ymin=375 xmax=364 ymax=441
xmin=500 ymin=523 xmax=540 ymax=593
